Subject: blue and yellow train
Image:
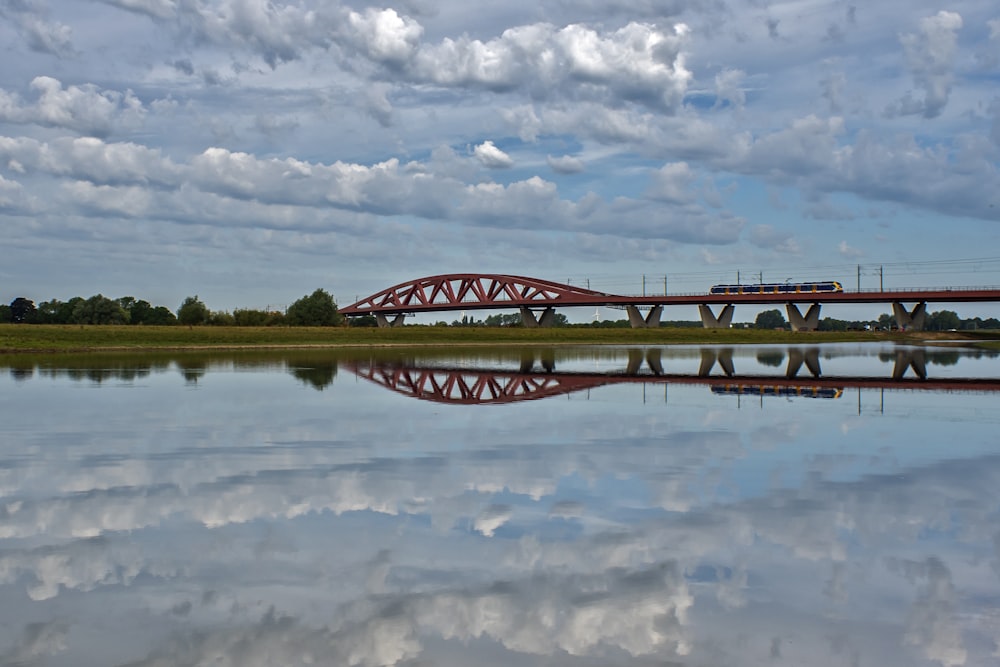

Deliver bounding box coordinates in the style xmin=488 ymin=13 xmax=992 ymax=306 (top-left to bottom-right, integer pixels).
xmin=709 ymin=281 xmax=843 ymax=295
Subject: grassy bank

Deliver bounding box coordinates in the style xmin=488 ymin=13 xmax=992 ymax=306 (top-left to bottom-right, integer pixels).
xmin=3 ymin=323 xmax=994 ymax=353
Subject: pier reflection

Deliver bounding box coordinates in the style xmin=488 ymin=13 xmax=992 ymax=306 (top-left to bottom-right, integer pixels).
xmin=345 ymin=346 xmax=1000 ymax=405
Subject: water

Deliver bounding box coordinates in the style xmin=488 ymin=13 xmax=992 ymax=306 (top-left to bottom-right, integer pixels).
xmin=1 ymin=343 xmax=999 ymax=666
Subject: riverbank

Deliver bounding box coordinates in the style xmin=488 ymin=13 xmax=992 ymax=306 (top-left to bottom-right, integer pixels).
xmin=3 ymin=323 xmax=997 ymax=353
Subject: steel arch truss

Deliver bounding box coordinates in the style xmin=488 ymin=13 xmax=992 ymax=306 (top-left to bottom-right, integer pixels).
xmin=340 ymin=274 xmax=615 ymax=315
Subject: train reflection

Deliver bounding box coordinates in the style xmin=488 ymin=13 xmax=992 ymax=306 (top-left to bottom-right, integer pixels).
xmin=344 ymin=346 xmax=1000 ymax=405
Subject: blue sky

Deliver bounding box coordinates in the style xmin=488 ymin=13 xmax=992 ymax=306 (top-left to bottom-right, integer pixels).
xmin=1 ymin=0 xmax=999 ymax=321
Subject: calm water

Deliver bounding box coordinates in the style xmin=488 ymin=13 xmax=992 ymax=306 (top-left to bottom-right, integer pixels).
xmin=1 ymin=343 xmax=999 ymax=666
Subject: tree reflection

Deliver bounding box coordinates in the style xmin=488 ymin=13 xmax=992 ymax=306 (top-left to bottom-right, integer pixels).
xmin=289 ymin=362 xmax=338 ymax=389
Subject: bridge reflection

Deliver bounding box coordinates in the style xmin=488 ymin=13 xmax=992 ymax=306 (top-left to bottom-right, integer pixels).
xmin=344 ymin=346 xmax=1000 ymax=405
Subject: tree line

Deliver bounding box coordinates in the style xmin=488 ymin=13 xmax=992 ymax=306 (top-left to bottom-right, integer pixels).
xmin=1 ymin=289 xmax=350 ymax=327
xmin=754 ymin=308 xmax=999 ymax=332
xmin=4 ymin=294 xmax=997 ymax=330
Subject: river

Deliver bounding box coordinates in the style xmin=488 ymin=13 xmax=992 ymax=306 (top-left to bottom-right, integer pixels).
xmin=1 ymin=342 xmax=998 ymax=666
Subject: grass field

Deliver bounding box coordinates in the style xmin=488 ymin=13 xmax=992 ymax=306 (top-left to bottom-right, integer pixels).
xmin=3 ymin=323 xmax=996 ymax=353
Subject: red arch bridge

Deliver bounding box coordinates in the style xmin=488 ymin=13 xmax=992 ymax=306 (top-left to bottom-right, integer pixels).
xmin=339 ymin=274 xmax=1000 ymax=331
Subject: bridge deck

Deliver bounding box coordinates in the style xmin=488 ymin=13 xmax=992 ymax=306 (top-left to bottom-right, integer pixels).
xmin=341 ymin=287 xmax=1000 ymax=315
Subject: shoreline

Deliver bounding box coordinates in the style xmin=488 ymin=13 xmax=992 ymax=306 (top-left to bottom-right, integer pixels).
xmin=2 ymin=324 xmax=997 ymax=354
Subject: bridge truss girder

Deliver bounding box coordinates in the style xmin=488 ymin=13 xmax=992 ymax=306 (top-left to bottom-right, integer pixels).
xmin=341 ymin=274 xmax=616 ymax=317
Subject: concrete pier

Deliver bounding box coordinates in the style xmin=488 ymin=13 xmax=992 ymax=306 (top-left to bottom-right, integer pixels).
xmin=375 ymin=313 xmax=406 ymax=328
xmin=626 ymin=305 xmax=663 ymax=329
xmin=786 ymin=303 xmax=822 ymax=332
xmin=698 ymin=304 xmax=734 ymax=329
xmin=520 ymin=306 xmax=557 ymax=328
xmin=892 ymin=302 xmax=928 ymax=331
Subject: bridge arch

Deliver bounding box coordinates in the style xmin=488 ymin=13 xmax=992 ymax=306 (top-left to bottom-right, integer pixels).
xmin=339 ymin=273 xmax=615 ymax=326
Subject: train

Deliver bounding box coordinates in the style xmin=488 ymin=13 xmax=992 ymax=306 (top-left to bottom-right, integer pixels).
xmin=709 ymin=281 xmax=843 ymax=295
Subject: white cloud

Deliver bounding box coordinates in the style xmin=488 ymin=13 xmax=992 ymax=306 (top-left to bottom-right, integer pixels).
xmin=749 ymin=224 xmax=799 ymax=253
xmin=0 ymin=136 xmax=181 ymax=186
xmin=648 ymin=161 xmax=696 ymax=204
xmin=0 ymin=174 xmax=34 ymax=214
xmin=346 ymin=7 xmax=423 ymax=65
xmin=411 ymin=21 xmax=691 ymax=112
xmin=1 ymin=2 xmax=74 ymax=56
xmin=0 ymin=77 xmax=146 ymax=136
xmin=189 ymin=0 xmax=339 ymax=68
xmin=473 ymin=505 xmax=511 ymax=536
xmin=889 ymin=11 xmax=964 ymax=119
xmin=546 ymin=154 xmax=584 ymax=174
xmin=714 ymin=68 xmax=746 ymax=110
xmin=0 ymin=0 xmax=999 ymax=307
xmin=100 ymin=0 xmax=177 ymax=20
xmin=838 ymin=240 xmax=864 ymax=259
xmin=473 ymin=140 xmax=514 ymax=169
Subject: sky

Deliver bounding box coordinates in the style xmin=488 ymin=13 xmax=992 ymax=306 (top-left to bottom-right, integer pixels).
xmin=1 ymin=0 xmax=999 ymax=322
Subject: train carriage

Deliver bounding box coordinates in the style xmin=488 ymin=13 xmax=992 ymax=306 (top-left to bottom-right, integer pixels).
xmin=709 ymin=281 xmax=843 ymax=295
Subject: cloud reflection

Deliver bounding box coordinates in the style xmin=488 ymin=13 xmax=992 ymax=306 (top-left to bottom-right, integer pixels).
xmin=1 ymin=347 xmax=999 ymax=665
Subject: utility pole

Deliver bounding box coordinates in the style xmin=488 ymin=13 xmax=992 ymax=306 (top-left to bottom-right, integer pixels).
xmin=663 ymin=275 xmax=667 ymax=295
xmin=880 ymin=265 xmax=884 ymax=291
xmin=642 ymin=274 xmax=646 ymax=296
xmin=857 ymin=264 xmax=861 ymax=292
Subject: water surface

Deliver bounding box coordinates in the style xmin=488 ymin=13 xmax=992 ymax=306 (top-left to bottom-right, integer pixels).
xmin=1 ymin=343 xmax=998 ymax=666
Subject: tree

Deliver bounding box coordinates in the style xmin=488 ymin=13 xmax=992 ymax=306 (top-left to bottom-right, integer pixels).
xmin=0 ymin=304 xmax=11 ymax=323
xmin=348 ymin=314 xmax=378 ymax=327
xmin=145 ymin=306 xmax=178 ymax=325
xmin=118 ymin=297 xmax=155 ymax=325
xmin=177 ymin=295 xmax=209 ymax=326
xmin=233 ymin=308 xmax=270 ymax=326
xmin=207 ymin=311 xmax=236 ymax=326
xmin=69 ymin=294 xmax=129 ymax=324
xmin=551 ymin=312 xmax=571 ymax=327
xmin=285 ymin=289 xmax=343 ymax=326
xmin=9 ymin=297 xmax=37 ymax=323
xmin=877 ymin=313 xmax=897 ymax=330
xmin=484 ymin=313 xmax=522 ymax=327
xmin=927 ymin=310 xmax=960 ymax=331
xmin=36 ymin=297 xmax=85 ymax=324
xmin=754 ymin=309 xmax=786 ymax=329
xmin=818 ymin=317 xmax=848 ymax=332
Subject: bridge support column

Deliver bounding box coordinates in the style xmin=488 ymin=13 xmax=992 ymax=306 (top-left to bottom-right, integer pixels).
xmin=626 ymin=305 xmax=662 ymax=329
xmin=786 ymin=303 xmax=821 ymax=332
xmin=892 ymin=302 xmax=928 ymax=331
xmin=699 ymin=304 xmax=734 ymax=329
xmin=520 ymin=306 xmax=557 ymax=328
xmin=375 ymin=313 xmax=406 ymax=328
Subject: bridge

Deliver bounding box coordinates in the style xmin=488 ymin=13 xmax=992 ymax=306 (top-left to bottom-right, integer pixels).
xmin=339 ymin=274 xmax=1000 ymax=331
